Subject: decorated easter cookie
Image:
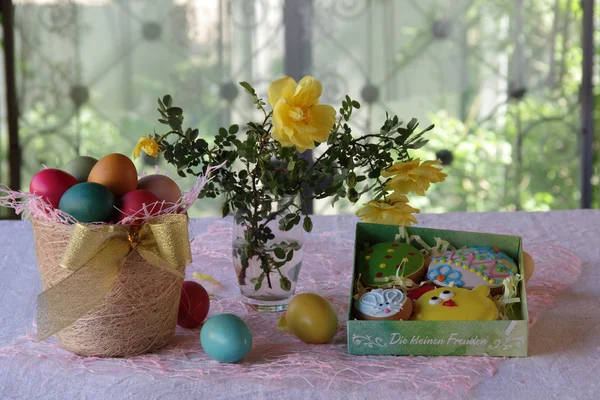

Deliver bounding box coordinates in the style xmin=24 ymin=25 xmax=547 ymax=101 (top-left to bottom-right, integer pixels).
xmin=427 ymin=247 xmax=518 ymax=293
xmin=354 ymin=288 xmax=413 ymax=321
xmin=359 ymin=242 xmax=425 ymax=287
xmin=412 ymin=286 xmax=498 ymax=321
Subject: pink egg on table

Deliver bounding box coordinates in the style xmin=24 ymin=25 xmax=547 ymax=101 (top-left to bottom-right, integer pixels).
xmin=29 ymin=169 xmax=79 ymax=208
xmin=117 ymin=189 xmax=162 ymax=223
xmin=178 ymin=281 xmax=210 ymax=329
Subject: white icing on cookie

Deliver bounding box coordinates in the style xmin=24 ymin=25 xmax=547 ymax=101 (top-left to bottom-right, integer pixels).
xmin=427 ymin=247 xmax=518 ymax=289
xmin=356 ymin=288 xmax=407 ymax=318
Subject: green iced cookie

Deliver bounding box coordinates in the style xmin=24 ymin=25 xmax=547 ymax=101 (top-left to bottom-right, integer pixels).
xmin=359 ymin=242 xmax=425 ymax=287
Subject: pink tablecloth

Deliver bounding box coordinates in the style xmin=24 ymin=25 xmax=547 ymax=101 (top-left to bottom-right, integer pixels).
xmin=0 ymin=211 xmax=596 ymax=399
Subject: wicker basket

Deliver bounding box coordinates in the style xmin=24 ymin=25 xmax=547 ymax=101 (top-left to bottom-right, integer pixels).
xmin=31 ymin=218 xmax=185 ymax=357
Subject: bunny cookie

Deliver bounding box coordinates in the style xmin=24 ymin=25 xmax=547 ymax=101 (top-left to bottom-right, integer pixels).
xmin=354 ymin=288 xmax=413 ymax=321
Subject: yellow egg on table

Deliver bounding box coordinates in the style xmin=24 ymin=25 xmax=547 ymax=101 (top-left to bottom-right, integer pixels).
xmin=137 ymin=174 xmax=182 ymax=205
xmin=277 ymin=293 xmax=338 ymax=344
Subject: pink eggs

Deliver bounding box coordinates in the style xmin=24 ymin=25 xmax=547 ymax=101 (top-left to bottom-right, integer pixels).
xmin=137 ymin=174 xmax=182 ymax=206
xmin=117 ymin=189 xmax=162 ymax=223
xmin=178 ymin=281 xmax=210 ymax=328
xmin=29 ymin=169 xmax=79 ymax=208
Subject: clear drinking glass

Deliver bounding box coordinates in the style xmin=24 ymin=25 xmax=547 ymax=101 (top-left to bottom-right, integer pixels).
xmin=232 ymin=195 xmax=303 ymax=312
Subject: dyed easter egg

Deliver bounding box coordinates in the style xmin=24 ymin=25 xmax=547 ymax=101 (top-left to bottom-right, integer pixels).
xmin=64 ymin=156 xmax=98 ymax=182
xmin=137 ymin=174 xmax=182 ymax=206
xmin=29 ymin=168 xmax=78 ymax=208
xmin=200 ymin=314 xmax=252 ymax=363
xmin=88 ymin=153 xmax=138 ymax=197
xmin=523 ymin=251 xmax=535 ymax=283
xmin=58 ymin=182 xmax=115 ymax=223
xmin=117 ymin=189 xmax=162 ymax=222
xmin=177 ymin=281 xmax=210 ymax=328
xmin=278 ymin=293 xmax=338 ymax=344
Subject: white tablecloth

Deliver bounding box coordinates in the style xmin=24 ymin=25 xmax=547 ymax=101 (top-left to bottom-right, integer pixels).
xmin=0 ymin=211 xmax=598 ymax=399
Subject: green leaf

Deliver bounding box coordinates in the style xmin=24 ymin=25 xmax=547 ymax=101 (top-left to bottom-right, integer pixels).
xmin=351 ymin=100 xmax=361 ymax=109
xmin=346 ymin=171 xmax=357 ymax=188
xmin=239 ymin=81 xmax=256 ymax=95
xmin=411 ymin=139 xmax=429 ymax=149
xmin=162 ymin=95 xmax=172 ymax=108
xmin=303 ymin=216 xmax=313 ymax=232
xmin=274 ymin=247 xmax=286 ymax=259
xmin=407 ymin=117 xmax=418 ymax=131
xmin=286 ymin=249 xmax=294 ymax=262
xmin=280 ymin=277 xmax=292 ymax=291
xmin=219 ymin=127 xmax=228 ymax=137
xmin=221 ymin=202 xmax=230 ymax=218
xmin=348 ymin=187 xmax=359 ymax=203
xmin=229 ymin=124 xmax=239 ymax=134
xmin=167 ymin=106 xmax=183 ymax=115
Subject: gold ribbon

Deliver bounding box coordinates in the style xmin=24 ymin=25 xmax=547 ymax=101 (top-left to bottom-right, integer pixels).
xmin=36 ymin=214 xmax=191 ymax=340
xmin=372 ymin=275 xmax=416 ymax=289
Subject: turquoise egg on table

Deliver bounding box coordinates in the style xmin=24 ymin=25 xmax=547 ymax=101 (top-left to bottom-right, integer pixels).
xmin=58 ymin=182 xmax=115 ymax=223
xmin=200 ymin=314 xmax=253 ymax=363
xmin=65 ymin=156 xmax=98 ymax=182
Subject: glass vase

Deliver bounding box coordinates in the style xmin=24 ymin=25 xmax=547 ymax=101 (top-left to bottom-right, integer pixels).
xmin=232 ymin=195 xmax=303 ymax=312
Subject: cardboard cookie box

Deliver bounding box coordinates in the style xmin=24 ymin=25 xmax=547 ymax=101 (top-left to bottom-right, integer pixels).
xmin=347 ymin=223 xmax=528 ymax=357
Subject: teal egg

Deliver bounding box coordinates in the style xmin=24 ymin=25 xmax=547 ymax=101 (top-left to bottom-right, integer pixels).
xmin=65 ymin=156 xmax=98 ymax=182
xmin=58 ymin=182 xmax=115 ymax=223
xmin=200 ymin=314 xmax=252 ymax=363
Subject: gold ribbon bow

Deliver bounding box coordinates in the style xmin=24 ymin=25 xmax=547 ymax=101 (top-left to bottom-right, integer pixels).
xmin=372 ymin=275 xmax=416 ymax=289
xmin=36 ymin=214 xmax=191 ymax=340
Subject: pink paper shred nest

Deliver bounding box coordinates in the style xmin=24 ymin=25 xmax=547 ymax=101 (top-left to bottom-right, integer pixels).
xmin=0 ymin=163 xmax=222 ymax=225
xmin=0 ymin=220 xmax=581 ymax=397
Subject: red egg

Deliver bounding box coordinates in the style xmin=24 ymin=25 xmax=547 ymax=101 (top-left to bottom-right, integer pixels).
xmin=117 ymin=189 xmax=162 ymax=222
xmin=178 ymin=281 xmax=210 ymax=328
xmin=29 ymin=169 xmax=78 ymax=208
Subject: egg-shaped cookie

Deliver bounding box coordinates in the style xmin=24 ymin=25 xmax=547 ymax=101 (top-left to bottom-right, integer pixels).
xmin=359 ymin=242 xmax=425 ymax=288
xmin=354 ymin=288 xmax=413 ymax=321
xmin=427 ymin=247 xmax=518 ymax=294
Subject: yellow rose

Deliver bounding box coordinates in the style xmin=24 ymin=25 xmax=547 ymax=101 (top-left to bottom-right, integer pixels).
xmin=268 ymin=76 xmax=336 ymax=153
xmin=133 ymin=136 xmax=161 ymax=160
xmin=383 ymin=158 xmax=447 ymax=196
xmin=355 ymin=195 xmax=420 ymax=226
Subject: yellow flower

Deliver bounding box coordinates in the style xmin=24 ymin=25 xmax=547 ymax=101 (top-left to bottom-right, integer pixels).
xmin=132 ymin=136 xmax=161 ymax=160
xmin=383 ymin=158 xmax=447 ymax=196
xmin=356 ymin=195 xmax=420 ymax=226
xmin=268 ymin=76 xmax=336 ymax=153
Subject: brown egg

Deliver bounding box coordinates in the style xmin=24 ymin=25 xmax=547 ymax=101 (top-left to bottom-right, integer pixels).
xmin=88 ymin=153 xmax=138 ymax=197
xmin=137 ymin=174 xmax=182 ymax=205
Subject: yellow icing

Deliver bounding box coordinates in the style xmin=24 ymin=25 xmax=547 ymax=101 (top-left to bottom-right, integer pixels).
xmin=365 ymin=256 xmax=371 ymax=260
xmin=469 ymin=268 xmax=476 ymax=272
xmin=412 ymin=286 xmax=498 ymax=321
xmin=477 ymin=272 xmax=483 ymax=277
xmin=462 ymin=265 xmax=469 ymax=270
xmin=455 ymin=261 xmax=462 ymax=266
xmin=379 ymin=263 xmax=387 ymax=268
